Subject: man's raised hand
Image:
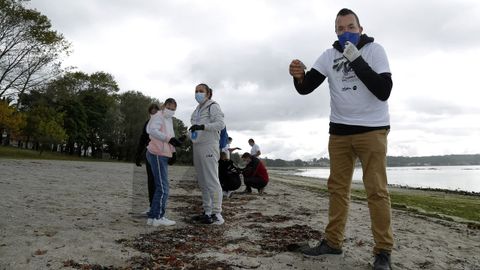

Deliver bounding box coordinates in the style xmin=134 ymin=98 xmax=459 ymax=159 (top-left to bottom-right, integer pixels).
xmin=289 ymin=59 xmax=307 ymax=81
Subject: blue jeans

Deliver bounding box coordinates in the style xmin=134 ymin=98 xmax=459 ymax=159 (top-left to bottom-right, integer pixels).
xmin=146 ymin=151 xmax=169 ymax=219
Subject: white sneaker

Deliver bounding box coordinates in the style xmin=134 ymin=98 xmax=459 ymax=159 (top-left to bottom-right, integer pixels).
xmin=226 ymin=191 xmax=234 ymax=198
xmin=152 ymin=217 xmax=176 ymax=227
xmin=147 ymin=218 xmax=154 ymax=225
xmin=211 ymin=213 xmax=224 ymax=225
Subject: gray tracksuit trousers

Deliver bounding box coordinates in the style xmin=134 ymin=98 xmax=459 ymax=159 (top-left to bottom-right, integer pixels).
xmin=193 ymin=142 xmax=223 ymax=215
xmin=190 ymin=99 xmax=225 ymax=215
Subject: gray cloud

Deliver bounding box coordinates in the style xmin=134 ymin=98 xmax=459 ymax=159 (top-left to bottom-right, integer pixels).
xmin=27 ymin=0 xmax=480 ymax=159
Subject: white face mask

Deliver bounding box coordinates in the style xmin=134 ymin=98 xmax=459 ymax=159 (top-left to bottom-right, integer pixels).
xmin=163 ymin=108 xmax=175 ymax=118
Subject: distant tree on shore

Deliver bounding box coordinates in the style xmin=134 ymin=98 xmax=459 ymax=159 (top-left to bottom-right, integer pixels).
xmin=261 ymin=155 xmax=480 ymax=167
xmin=387 ymin=155 xmax=480 ymax=166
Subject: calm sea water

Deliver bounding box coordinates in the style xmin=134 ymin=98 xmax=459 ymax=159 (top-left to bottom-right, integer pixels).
xmin=292 ymin=165 xmax=480 ymax=193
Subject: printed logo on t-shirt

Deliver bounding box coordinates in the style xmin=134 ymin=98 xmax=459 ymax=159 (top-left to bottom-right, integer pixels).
xmin=333 ymin=56 xmax=358 ymax=91
xmin=332 ymin=56 xmax=351 ymax=74
xmin=341 ymin=85 xmax=358 ymax=92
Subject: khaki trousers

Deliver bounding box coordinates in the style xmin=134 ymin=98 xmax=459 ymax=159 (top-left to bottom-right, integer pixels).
xmin=324 ymin=129 xmax=393 ymax=254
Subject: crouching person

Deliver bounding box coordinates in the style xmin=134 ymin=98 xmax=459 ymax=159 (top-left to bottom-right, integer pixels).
xmin=219 ymin=152 xmax=241 ymax=198
xmin=241 ymin=152 xmax=269 ymax=194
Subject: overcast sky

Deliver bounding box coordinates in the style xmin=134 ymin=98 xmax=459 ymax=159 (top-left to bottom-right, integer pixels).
xmin=28 ymin=0 xmax=480 ymax=160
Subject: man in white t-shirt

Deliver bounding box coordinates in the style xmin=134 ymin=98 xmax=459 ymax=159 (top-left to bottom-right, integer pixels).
xmin=289 ymin=8 xmax=393 ymax=270
xmin=248 ymin=138 xmax=261 ymax=158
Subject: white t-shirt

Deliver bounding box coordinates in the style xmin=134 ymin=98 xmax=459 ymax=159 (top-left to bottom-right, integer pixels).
xmin=312 ymin=42 xmax=390 ymax=126
xmin=250 ymin=144 xmax=260 ymax=157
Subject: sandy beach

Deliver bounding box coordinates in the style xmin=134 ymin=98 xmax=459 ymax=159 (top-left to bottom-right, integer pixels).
xmin=0 ymin=159 xmax=479 ymax=270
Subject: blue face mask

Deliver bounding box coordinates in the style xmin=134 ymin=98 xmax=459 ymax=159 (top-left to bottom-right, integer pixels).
xmin=337 ymin=32 xmax=360 ymax=49
xmin=195 ymin=92 xmax=206 ymax=103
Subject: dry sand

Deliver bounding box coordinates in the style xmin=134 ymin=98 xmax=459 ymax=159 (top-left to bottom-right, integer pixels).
xmin=0 ymin=159 xmax=479 ymax=270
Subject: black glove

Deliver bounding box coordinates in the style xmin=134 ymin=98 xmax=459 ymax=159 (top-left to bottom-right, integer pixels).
xmin=178 ymin=134 xmax=187 ymax=142
xmin=168 ymin=137 xmax=182 ymax=147
xmin=168 ymin=152 xmax=177 ymax=165
xmin=189 ymin=124 xmax=205 ymax=131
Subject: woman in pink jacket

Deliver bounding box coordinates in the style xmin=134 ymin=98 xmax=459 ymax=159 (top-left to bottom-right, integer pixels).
xmin=145 ymin=98 xmax=182 ymax=227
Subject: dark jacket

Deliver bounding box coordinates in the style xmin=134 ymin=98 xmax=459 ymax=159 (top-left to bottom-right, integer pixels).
xmin=135 ymin=120 xmax=150 ymax=163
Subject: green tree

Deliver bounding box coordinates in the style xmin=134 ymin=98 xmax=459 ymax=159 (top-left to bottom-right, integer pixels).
xmin=173 ymin=117 xmax=192 ymax=165
xmin=62 ymin=98 xmax=87 ymax=155
xmin=37 ymin=72 xmax=89 ymax=155
xmin=117 ymin=91 xmax=157 ymax=161
xmin=79 ymin=72 xmax=119 ymax=157
xmin=102 ymin=98 xmax=123 ymax=159
xmin=17 ymin=71 xmax=117 ymax=157
xmin=0 ymin=98 xmax=25 ymax=145
xmin=23 ymin=104 xmax=66 ymax=154
xmin=0 ymin=0 xmax=70 ymax=100
xmin=293 ymin=159 xmax=305 ymax=167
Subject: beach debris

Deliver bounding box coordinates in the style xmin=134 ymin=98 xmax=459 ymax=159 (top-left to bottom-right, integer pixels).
xmin=62 ymin=181 xmax=321 ymax=269
xmin=245 ymin=212 xmax=292 ymax=223
xmin=355 ymin=239 xmax=365 ymax=247
xmin=285 ymin=242 xmax=310 ymax=252
xmin=63 ymin=260 xmax=117 ymax=270
xmin=245 ymin=224 xmax=323 ymax=253
xmin=34 ymin=249 xmax=48 ymax=256
xmin=417 ymin=260 xmax=434 ymax=269
xmin=467 ymin=222 xmax=480 ymax=230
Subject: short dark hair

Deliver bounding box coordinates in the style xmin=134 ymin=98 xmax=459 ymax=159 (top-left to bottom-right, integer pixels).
xmin=248 ymin=138 xmax=254 ymax=143
xmin=148 ymin=103 xmax=160 ymax=114
xmin=164 ymin=98 xmax=177 ymax=107
xmin=197 ymin=83 xmax=213 ymax=99
xmin=336 ymin=8 xmax=361 ymax=27
xmin=241 ymin=152 xmax=251 ymax=159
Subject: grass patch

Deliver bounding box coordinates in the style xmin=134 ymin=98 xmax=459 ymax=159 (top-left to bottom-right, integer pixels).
xmin=0 ymin=145 xmax=110 ymax=162
xmin=349 ymin=188 xmax=480 ymax=222
xmin=271 ymin=175 xmax=480 ymax=223
xmin=389 ymin=192 xmax=480 ymax=222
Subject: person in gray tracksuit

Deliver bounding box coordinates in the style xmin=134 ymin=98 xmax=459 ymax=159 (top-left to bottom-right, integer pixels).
xmin=189 ymin=83 xmax=226 ymax=225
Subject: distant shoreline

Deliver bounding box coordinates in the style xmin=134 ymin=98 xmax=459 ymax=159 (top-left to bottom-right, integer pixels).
xmin=385 ymin=184 xmax=480 ymax=197
xmin=270 ymin=168 xmax=480 ymax=197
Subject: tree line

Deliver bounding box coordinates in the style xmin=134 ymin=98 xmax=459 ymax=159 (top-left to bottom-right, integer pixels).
xmin=261 ymin=154 xmax=480 ymax=167
xmin=2 ymin=69 xmax=195 ymax=162
xmin=2 ymin=1 xmax=479 ymax=166
xmin=0 ymin=0 xmax=196 ymax=163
